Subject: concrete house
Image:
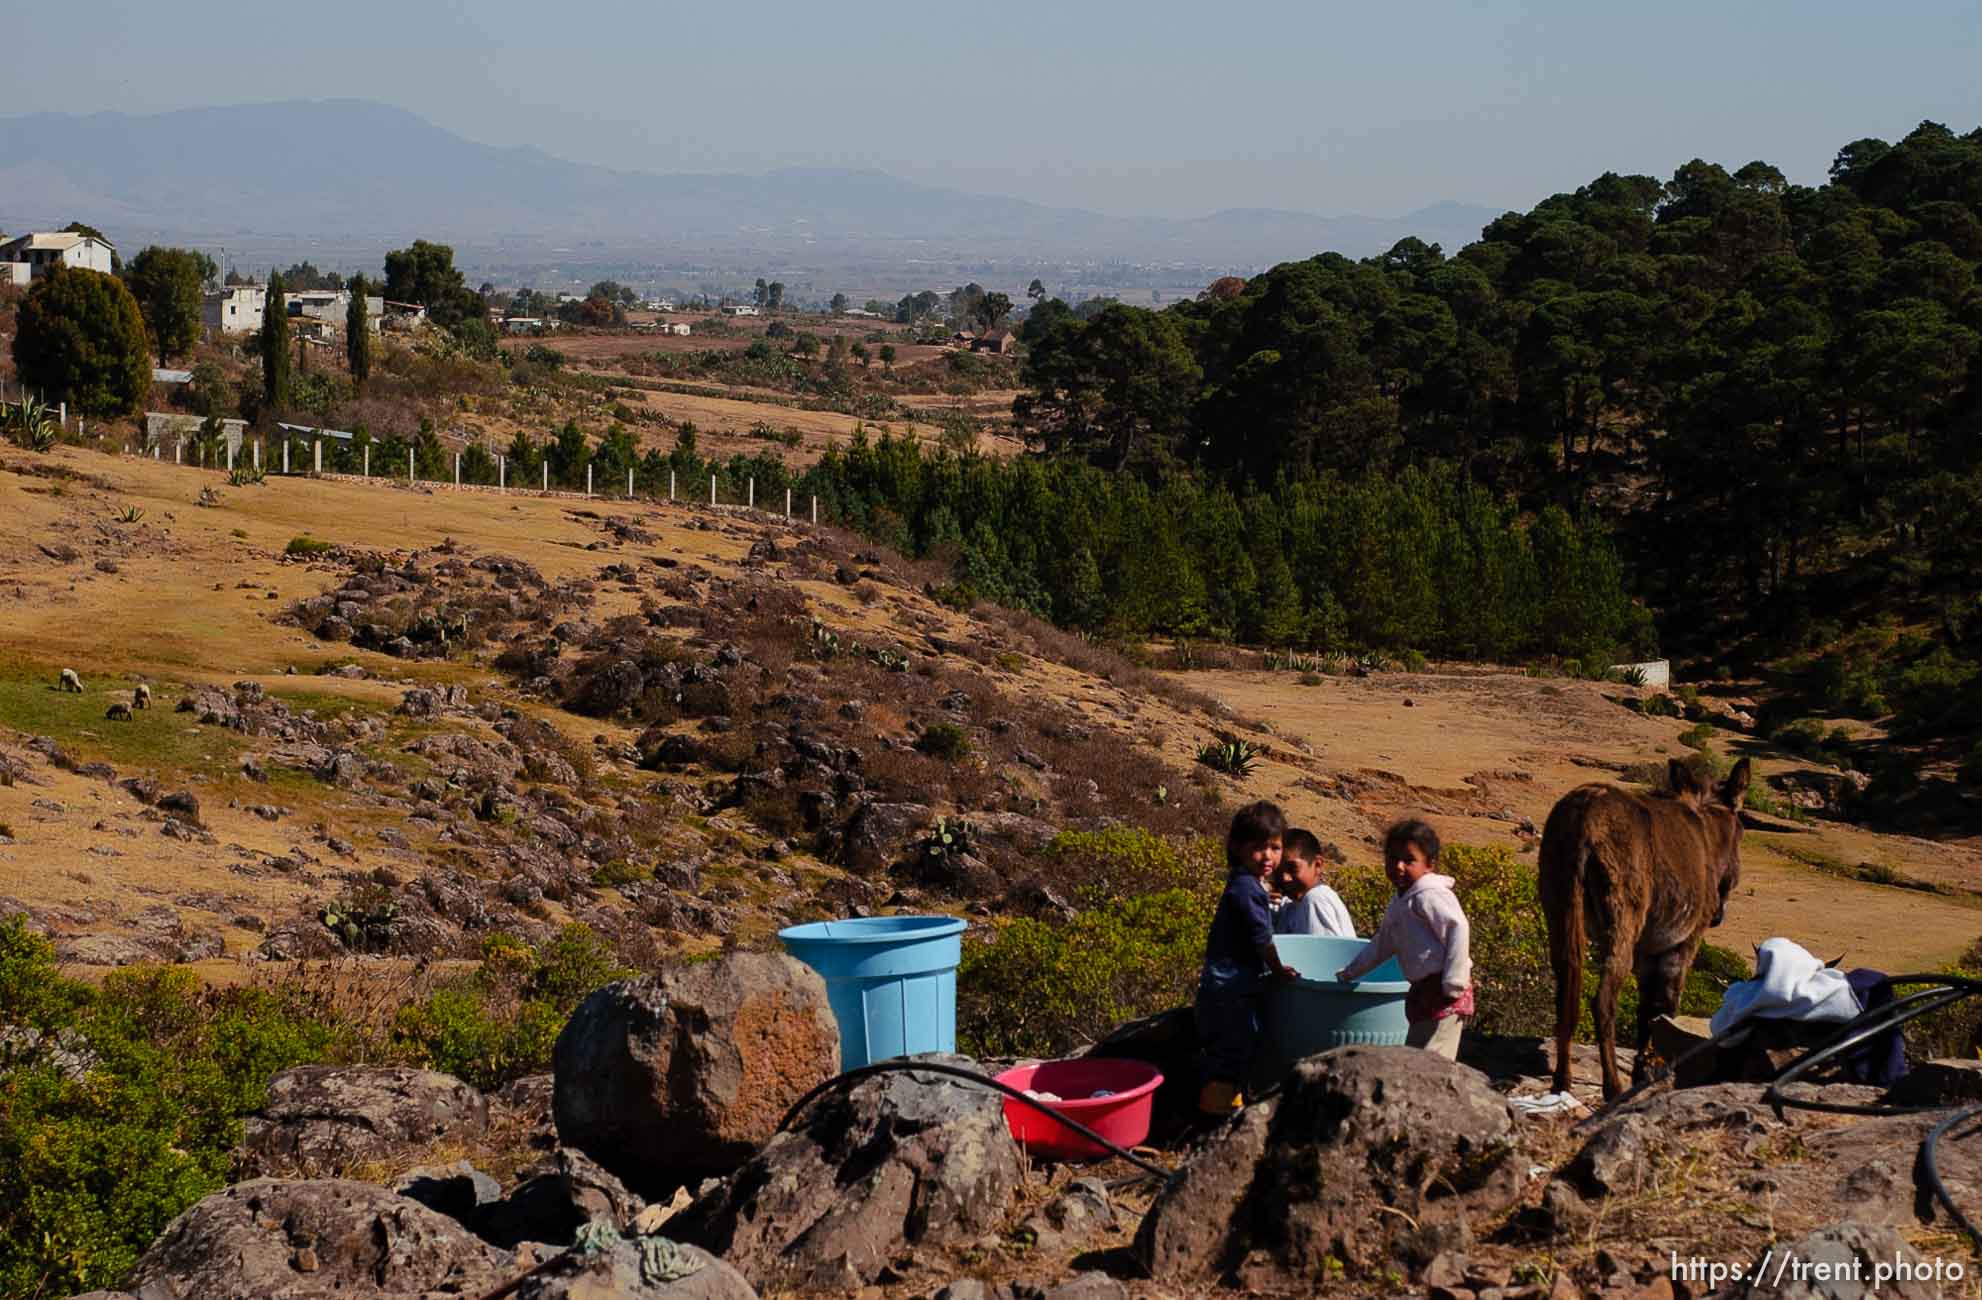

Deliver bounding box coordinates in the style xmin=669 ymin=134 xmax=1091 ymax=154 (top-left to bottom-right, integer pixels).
xmin=204 ymin=283 xmax=268 ymax=335
xmin=969 ymin=328 xmax=1016 ymax=355
xmin=1 ymin=231 xmax=117 ymax=283
xmin=721 ymin=304 xmax=761 ymax=317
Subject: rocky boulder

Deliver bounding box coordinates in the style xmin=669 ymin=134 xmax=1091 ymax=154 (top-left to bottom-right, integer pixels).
xmin=553 ymin=953 xmax=840 ymax=1193
xmin=1135 ymin=1046 xmax=1521 ymax=1286
xmin=476 ymin=1146 xmax=650 ymax=1249
xmin=238 ymin=1065 xmax=488 ymax=1178
xmin=840 ymin=800 xmax=931 ymax=873
xmin=674 ymin=1054 xmax=1024 ymax=1293
xmin=1540 ymin=1083 xmax=1780 ymax=1232
xmin=511 ymin=1227 xmax=757 ymax=1299
xmin=1731 ymin=1221 xmax=1946 ymax=1299
xmin=123 ymin=1178 xmax=508 ymax=1298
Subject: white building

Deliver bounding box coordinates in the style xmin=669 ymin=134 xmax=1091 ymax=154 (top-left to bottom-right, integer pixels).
xmin=204 ymin=283 xmax=268 ymax=335
xmin=665 ymin=322 xmax=692 ymax=336
xmin=721 ymin=304 xmax=760 ymax=317
xmin=0 ymin=231 xmax=117 ymax=281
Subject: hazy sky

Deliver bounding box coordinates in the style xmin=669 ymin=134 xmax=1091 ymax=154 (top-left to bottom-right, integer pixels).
xmin=10 ymin=0 xmax=1980 ymax=218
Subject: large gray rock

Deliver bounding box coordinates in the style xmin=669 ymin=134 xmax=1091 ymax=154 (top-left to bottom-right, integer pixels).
xmin=476 ymin=1146 xmax=650 ymax=1249
xmin=124 ymin=1178 xmax=508 ymax=1298
xmin=1134 ymin=1046 xmax=1521 ymax=1286
xmin=1811 ymin=1111 xmax=1982 ymax=1233
xmin=553 ymin=953 xmax=840 ymax=1193
xmin=674 ymin=1054 xmax=1024 ymax=1293
xmin=840 ymin=800 xmax=931 ymax=872
xmin=512 ymin=1229 xmax=756 ymax=1299
xmin=1540 ymin=1083 xmax=1779 ymax=1232
xmin=1729 ymin=1221 xmax=1947 ymax=1299
xmin=238 ymin=1065 xmax=488 ymax=1178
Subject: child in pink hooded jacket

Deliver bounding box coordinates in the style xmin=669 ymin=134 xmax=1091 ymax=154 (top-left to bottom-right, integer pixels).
xmin=1336 ymin=819 xmax=1473 ymax=1059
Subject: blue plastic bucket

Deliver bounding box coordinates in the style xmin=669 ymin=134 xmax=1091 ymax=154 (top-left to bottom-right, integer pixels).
xmin=778 ymin=915 xmax=967 ymax=1068
xmin=1252 ymin=934 xmax=1411 ymax=1091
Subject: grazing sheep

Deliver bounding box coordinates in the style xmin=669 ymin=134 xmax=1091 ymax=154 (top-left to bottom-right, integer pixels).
xmin=133 ymin=683 xmax=152 ymax=710
xmin=58 ymin=668 xmax=83 ymax=693
xmin=105 ymin=702 xmax=133 ymax=722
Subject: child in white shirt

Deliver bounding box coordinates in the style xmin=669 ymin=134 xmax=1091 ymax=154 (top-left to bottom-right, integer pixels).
xmin=1336 ymin=819 xmax=1473 ymax=1059
xmin=1271 ymin=828 xmax=1356 ymax=938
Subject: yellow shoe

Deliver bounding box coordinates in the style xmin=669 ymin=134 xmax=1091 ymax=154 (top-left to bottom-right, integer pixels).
xmin=1197 ymin=1080 xmax=1244 ymax=1115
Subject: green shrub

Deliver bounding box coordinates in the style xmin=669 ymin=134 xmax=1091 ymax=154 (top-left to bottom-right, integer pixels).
xmin=915 ymin=722 xmax=971 ymax=761
xmin=1399 ymin=649 xmax=1429 ymax=673
xmin=392 ymin=925 xmax=630 ymax=1091
xmin=284 ymin=534 xmax=334 ymax=557
xmin=1037 ymin=826 xmax=1221 ymax=910
xmin=1636 ymin=693 xmax=1683 ymax=718
xmin=1678 ymin=722 xmax=1717 ymax=751
xmin=957 ymin=888 xmax=1215 ymax=1058
xmin=0 ymin=919 xmax=339 ymax=1296
xmin=592 ymin=858 xmax=651 ymax=889
xmin=1770 ymin=717 xmax=1855 ymax=769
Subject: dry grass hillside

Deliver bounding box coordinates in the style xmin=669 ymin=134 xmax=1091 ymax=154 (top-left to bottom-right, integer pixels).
xmin=2 ymin=444 xmax=1978 ymax=983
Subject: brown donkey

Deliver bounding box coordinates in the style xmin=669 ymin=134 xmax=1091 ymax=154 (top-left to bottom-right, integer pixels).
xmin=1540 ymin=757 xmax=1750 ymax=1100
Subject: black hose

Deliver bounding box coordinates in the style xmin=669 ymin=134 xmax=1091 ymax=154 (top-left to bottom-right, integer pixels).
xmin=776 ymin=1058 xmax=1176 ymax=1181
xmin=1924 ymin=1104 xmax=1982 ymax=1250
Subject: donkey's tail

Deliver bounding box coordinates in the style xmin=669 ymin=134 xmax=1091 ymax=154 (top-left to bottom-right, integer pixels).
xmin=1539 ymin=827 xmax=1589 ymax=1092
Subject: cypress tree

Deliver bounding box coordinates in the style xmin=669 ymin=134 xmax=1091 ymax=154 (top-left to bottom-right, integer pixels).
xmin=260 ymin=272 xmax=291 ymax=414
xmin=347 ymin=275 xmax=371 ymax=384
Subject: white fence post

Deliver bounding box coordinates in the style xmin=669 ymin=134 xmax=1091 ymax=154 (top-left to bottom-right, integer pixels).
xmin=710 ymin=474 xmax=716 ymax=506
xmin=785 ymin=488 xmax=791 ymax=518
xmin=543 ymin=461 xmax=548 ymax=492
xmin=811 ymin=495 xmax=817 ymax=525
xmin=174 ymin=441 xmax=181 ymax=464
xmin=59 ymin=401 xmax=66 ymax=429
xmin=153 ymin=441 xmax=160 ymax=461
xmin=669 ymin=470 xmax=676 ymax=501
xmin=227 ymin=442 xmax=234 ymax=471
xmin=627 ymin=467 xmax=633 ymax=498
xmin=254 ymin=439 xmax=261 ymax=470
xmin=282 ymin=439 xmax=289 ymax=474
xmin=586 ymin=464 xmax=593 ymax=497
xmin=314 ymin=440 xmax=322 ymax=474
xmin=408 ymin=447 xmax=414 ymax=481
xmin=499 ymin=456 xmax=506 ymax=492
xmin=362 ymin=444 xmax=369 ymax=477
xmin=454 ymin=452 xmax=461 ymax=488
xmin=748 ymin=477 xmax=754 ymax=509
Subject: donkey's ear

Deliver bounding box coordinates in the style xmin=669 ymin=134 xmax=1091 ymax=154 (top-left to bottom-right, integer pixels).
xmin=1668 ymin=758 xmax=1694 ymax=795
xmin=1721 ymin=757 xmax=1752 ymax=810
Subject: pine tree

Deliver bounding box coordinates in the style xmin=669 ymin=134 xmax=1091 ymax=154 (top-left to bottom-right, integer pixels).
xmin=260 ymin=272 xmax=291 ymax=415
xmin=347 ymin=275 xmax=371 ymax=385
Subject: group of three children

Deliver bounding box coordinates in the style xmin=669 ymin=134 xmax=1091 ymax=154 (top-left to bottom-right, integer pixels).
xmin=1194 ymin=800 xmax=1473 ymax=1115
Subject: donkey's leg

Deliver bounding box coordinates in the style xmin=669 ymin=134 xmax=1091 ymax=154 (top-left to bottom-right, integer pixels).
xmin=1592 ymin=937 xmax=1637 ymax=1102
xmin=1631 ymin=938 xmax=1702 ymax=1086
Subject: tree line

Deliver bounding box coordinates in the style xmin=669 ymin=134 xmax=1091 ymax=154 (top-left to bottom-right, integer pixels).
xmin=1009 ymin=121 xmax=1982 ymax=674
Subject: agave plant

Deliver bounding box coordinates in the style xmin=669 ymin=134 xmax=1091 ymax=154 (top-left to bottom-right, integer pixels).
xmin=1196 ymin=739 xmax=1260 ymax=778
xmin=116 ymin=506 xmax=145 ymax=524
xmin=6 ymin=397 xmax=58 ymax=452
xmin=1613 ymin=664 xmax=1649 ymax=687
xmin=228 ymin=465 xmax=267 ymax=487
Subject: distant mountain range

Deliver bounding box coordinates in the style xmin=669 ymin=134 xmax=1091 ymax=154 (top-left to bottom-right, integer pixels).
xmin=0 ymin=99 xmax=1504 ymax=264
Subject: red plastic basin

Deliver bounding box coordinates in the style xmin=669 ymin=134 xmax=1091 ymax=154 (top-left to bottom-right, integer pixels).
xmin=993 ymin=1057 xmax=1163 ymax=1161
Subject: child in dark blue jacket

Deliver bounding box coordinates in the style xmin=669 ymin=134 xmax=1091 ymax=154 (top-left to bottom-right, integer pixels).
xmin=1194 ymin=800 xmax=1297 ymax=1115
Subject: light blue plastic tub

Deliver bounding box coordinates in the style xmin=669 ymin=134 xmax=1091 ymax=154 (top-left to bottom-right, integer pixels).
xmin=1251 ymin=933 xmax=1411 ymax=1091
xmin=778 ymin=916 xmax=967 ymax=1068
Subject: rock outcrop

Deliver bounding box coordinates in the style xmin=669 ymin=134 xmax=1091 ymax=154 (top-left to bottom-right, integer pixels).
xmin=1135 ymin=1046 xmax=1522 ymax=1286
xmin=674 ymin=1054 xmax=1024 ymax=1293
xmin=552 ymin=953 xmax=840 ymax=1193
xmin=237 ymin=1065 xmax=488 ymax=1178
xmin=510 ymin=1227 xmax=758 ymax=1299
xmin=123 ymin=1178 xmax=509 ymax=1298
